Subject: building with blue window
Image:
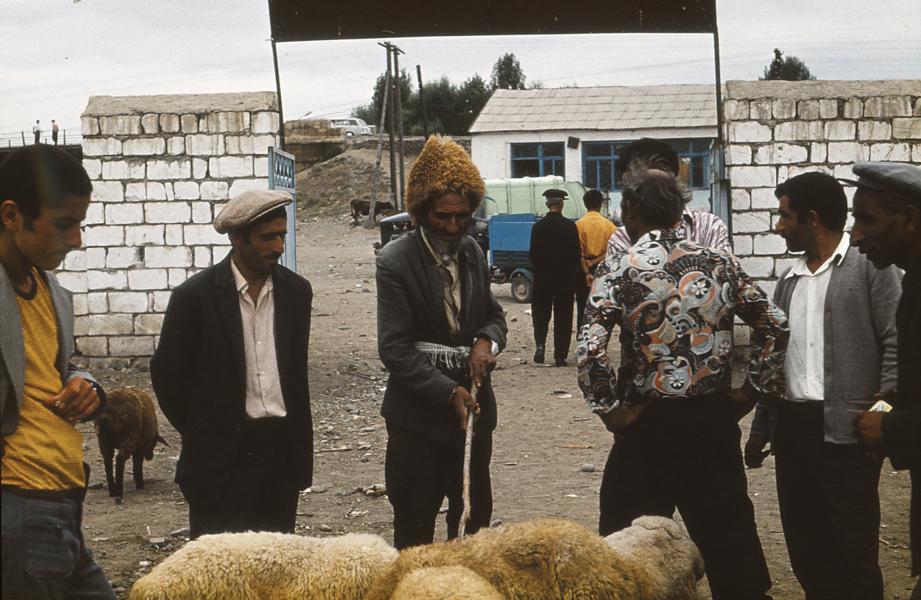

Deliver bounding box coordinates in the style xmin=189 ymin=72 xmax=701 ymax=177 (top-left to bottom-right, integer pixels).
xmin=469 ymin=84 xmax=718 ymax=210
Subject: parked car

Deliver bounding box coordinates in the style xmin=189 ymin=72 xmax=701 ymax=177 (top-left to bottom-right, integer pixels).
xmin=330 ymin=118 xmax=374 ymax=137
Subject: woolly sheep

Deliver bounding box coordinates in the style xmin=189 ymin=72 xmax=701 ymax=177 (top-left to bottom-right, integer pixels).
xmin=128 ymin=531 xmax=397 ymax=600
xmin=391 ymin=566 xmax=503 ymax=600
xmin=603 ymin=516 xmax=705 ymax=600
xmin=367 ymin=518 xmax=670 ymax=600
xmin=94 ymin=387 xmax=166 ymax=502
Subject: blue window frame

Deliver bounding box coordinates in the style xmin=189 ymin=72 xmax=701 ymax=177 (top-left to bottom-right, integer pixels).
xmin=581 ymin=138 xmax=712 ymax=191
xmin=510 ymin=142 xmax=564 ymax=178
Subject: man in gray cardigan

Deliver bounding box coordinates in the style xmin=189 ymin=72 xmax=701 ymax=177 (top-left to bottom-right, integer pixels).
xmin=745 ymin=172 xmax=900 ymax=600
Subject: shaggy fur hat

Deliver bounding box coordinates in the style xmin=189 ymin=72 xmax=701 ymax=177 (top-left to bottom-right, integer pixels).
xmin=405 ymin=135 xmax=485 ymax=222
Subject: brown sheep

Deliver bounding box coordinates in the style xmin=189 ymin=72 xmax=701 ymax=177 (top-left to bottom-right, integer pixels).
xmin=94 ymin=387 xmax=166 ymax=503
xmin=366 ymin=518 xmax=659 ymax=600
xmin=391 ymin=566 xmax=503 ymax=600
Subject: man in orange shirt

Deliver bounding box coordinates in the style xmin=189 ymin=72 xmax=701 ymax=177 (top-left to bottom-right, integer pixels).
xmin=575 ymin=189 xmax=616 ymax=331
xmin=1 ymin=145 xmax=114 ymax=599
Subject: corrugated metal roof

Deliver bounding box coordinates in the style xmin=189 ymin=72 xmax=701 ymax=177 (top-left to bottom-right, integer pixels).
xmin=470 ymin=85 xmax=717 ymax=133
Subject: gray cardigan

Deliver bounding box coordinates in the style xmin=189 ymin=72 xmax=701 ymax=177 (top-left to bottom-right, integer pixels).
xmin=750 ymin=246 xmax=900 ymax=444
xmin=0 ymin=266 xmax=96 ymax=438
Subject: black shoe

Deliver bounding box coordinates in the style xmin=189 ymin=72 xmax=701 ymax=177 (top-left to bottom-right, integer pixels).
xmin=554 ymin=357 xmax=568 ymax=367
xmin=533 ymin=346 xmax=545 ymax=364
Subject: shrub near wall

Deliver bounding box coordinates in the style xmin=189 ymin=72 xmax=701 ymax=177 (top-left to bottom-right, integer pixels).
xmin=724 ymin=79 xmax=921 ymax=344
xmin=64 ymin=92 xmax=280 ymax=366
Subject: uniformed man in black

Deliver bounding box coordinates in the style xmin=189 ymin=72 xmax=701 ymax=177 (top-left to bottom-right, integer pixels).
xmin=529 ymin=188 xmax=581 ymax=366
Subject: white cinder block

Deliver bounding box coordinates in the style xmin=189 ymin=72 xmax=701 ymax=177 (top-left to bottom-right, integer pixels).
xmin=212 ymin=245 xmax=232 ymax=263
xmin=128 ymin=269 xmax=168 ymax=290
xmin=228 ymin=178 xmax=267 ymax=197
xmin=102 ymin=161 xmax=129 ymax=180
xmin=225 ymin=135 xmax=254 ymax=155
xmin=109 ymin=336 xmax=155 ymax=357
xmin=165 ymin=225 xmax=184 ymax=245
xmin=810 ymin=143 xmax=827 ymax=163
xmin=858 ymin=121 xmax=892 ymax=141
xmin=732 ymin=235 xmax=753 ymax=255
xmin=73 ymin=316 xmax=90 ymax=336
xmin=739 ymin=256 xmax=774 ymax=278
xmin=754 ymin=143 xmax=807 ymax=165
xmin=82 ymin=138 xmax=122 ymax=157
xmin=63 ymin=250 xmax=87 ymax=271
xmin=76 ymin=336 xmax=108 ymax=357
xmin=168 ymin=268 xmax=188 ymax=288
xmin=181 ymin=114 xmax=198 ymax=133
xmin=83 ymin=225 xmax=125 ymax=247
xmin=733 ymin=211 xmax=772 ymax=234
xmin=125 ymin=183 xmax=146 ymax=202
xmin=731 ymin=189 xmax=751 ymax=211
xmin=843 ymin=98 xmax=863 ymax=119
xmin=191 ymin=202 xmax=211 ymax=223
xmin=200 ymin=181 xmax=229 ymax=200
xmin=160 ymin=114 xmax=181 ymax=133
xmin=92 ymin=181 xmax=124 ymax=203
xmin=194 ymin=246 xmax=211 ymax=267
xmin=729 ymin=122 xmax=771 ymax=143
xmin=864 ymin=97 xmax=912 ymax=118
xmin=892 ymin=118 xmax=921 ymax=139
xmin=796 ymin=100 xmax=820 ymax=120
xmin=750 ymin=188 xmax=778 ymax=209
xmin=134 ymin=314 xmax=164 ymax=335
xmin=750 ymin=100 xmax=772 ymax=121
xmin=209 ymin=156 xmax=253 ymax=178
xmin=147 ymin=159 xmax=191 ymax=180
xmin=84 ymin=204 xmax=104 ymax=225
xmin=824 ymin=121 xmax=856 ymax=141
xmin=72 ymin=293 xmax=88 ymax=316
xmin=144 ymin=246 xmax=192 ymax=268
xmin=252 ymin=112 xmax=280 ymax=134
xmin=152 ymin=291 xmax=172 ymax=312
xmin=81 ymin=116 xmax=100 ymax=136
xmin=108 ymin=291 xmax=149 ymax=313
xmin=818 ymin=99 xmax=838 ymax=119
xmin=167 ymin=136 xmax=185 ymax=155
xmin=99 ymin=115 xmax=142 ymax=135
xmin=753 ymin=233 xmax=787 ymax=255
xmin=184 ymin=224 xmax=226 ymax=245
xmin=186 ymin=134 xmax=225 ymax=156
xmin=253 ymin=157 xmax=268 ymax=177
xmin=83 ymin=159 xmax=102 ymax=180
xmin=725 ymin=99 xmax=749 ymax=120
xmin=174 ymin=181 xmax=201 ymax=200
xmin=145 ymin=202 xmax=191 ymax=224
xmin=84 ymin=247 xmax=106 ymax=268
xmin=252 ymin=135 xmax=277 ymax=154
xmin=870 ymin=143 xmax=911 ymax=162
xmin=774 ymin=121 xmax=824 ymax=142
xmin=141 ymin=113 xmax=159 ymax=134
xmin=124 ymin=225 xmax=165 ymax=246
xmin=56 ymin=271 xmax=88 ymax=294
xmin=105 ymin=247 xmax=142 ymax=269
xmin=124 ymin=138 xmax=166 ymax=156
xmin=104 ymin=203 xmax=144 ymax=225
xmin=146 ymin=182 xmax=167 ymax=201
xmin=87 ymin=292 xmax=108 ymax=313
xmin=206 ymin=111 xmax=250 ymax=133
xmin=772 ymin=99 xmax=796 ymax=120
xmin=729 ymin=166 xmax=776 ymax=188
xmin=87 ymin=270 xmax=128 ymax=291
xmin=827 ymin=142 xmax=864 ymax=163
xmin=193 ymin=158 xmax=208 ymax=179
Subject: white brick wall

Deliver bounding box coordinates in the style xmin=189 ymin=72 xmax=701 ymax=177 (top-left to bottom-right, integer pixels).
xmin=74 ymin=93 xmax=278 ymax=361
xmin=726 ymin=80 xmax=921 ymax=345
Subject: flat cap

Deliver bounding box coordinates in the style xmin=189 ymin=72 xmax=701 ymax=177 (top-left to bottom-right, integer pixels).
xmin=839 ymin=161 xmax=921 ymax=204
xmin=543 ymin=188 xmax=567 ymax=202
xmin=213 ymin=190 xmax=292 ymax=234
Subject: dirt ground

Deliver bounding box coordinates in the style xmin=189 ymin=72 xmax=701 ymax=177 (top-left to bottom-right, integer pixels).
xmin=78 ymin=213 xmax=916 ymax=599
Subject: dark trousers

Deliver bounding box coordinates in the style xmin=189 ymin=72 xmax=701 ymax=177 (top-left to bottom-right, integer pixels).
xmin=576 ymin=279 xmax=590 ymax=332
xmin=774 ymin=400 xmax=883 ymax=600
xmin=599 ymin=396 xmax=772 ymax=600
xmin=531 ymin=280 xmax=574 ymax=360
xmin=1 ymin=488 xmax=115 ymax=600
xmin=385 ymin=423 xmax=492 ymax=550
xmin=188 ymin=417 xmax=299 ymax=539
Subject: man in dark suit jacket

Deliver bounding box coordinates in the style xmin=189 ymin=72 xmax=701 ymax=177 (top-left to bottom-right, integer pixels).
xmin=529 ymin=189 xmax=581 ymax=366
xmin=849 ymin=162 xmax=921 ymax=598
xmin=377 ymin=135 xmax=507 ymax=549
xmin=151 ymin=190 xmax=313 ymax=539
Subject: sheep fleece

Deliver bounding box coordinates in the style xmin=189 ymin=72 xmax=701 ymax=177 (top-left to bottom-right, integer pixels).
xmin=95 ymin=387 xmax=159 ymax=460
xmin=367 ymin=518 xmax=660 ymax=600
xmin=392 ymin=566 xmax=503 ymax=600
xmin=128 ymin=532 xmax=397 ymax=600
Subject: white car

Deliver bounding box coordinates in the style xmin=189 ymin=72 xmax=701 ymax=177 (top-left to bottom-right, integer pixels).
xmin=330 ymin=118 xmax=374 ymax=137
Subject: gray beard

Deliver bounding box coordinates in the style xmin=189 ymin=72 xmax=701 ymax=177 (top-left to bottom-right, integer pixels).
xmin=423 ymin=226 xmax=462 ymax=258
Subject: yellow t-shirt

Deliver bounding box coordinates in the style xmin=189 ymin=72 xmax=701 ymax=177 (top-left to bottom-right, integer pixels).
xmin=1 ymin=269 xmax=85 ymax=491
xmin=576 ymin=211 xmax=617 ymax=260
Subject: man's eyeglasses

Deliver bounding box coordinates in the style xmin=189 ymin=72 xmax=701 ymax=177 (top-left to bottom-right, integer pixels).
xmin=432 ymin=211 xmax=472 ymax=222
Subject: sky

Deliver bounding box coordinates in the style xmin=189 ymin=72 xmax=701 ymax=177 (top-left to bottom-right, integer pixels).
xmin=2 ymin=0 xmax=920 ymax=144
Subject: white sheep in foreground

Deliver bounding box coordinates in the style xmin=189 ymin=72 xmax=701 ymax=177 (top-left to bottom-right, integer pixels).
xmin=128 ymin=531 xmax=396 ymax=600
xmin=367 ymin=517 xmax=704 ymax=600
xmin=391 ymin=566 xmax=503 ymax=600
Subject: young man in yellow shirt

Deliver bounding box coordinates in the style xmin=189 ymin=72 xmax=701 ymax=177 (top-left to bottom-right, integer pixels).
xmin=1 ymin=145 xmax=114 ymax=599
xmin=575 ymin=189 xmax=616 ymax=331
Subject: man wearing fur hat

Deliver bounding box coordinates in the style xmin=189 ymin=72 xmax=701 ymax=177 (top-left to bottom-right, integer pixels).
xmin=376 ymin=135 xmax=508 ymax=549
xmin=151 ymin=190 xmax=314 ymax=539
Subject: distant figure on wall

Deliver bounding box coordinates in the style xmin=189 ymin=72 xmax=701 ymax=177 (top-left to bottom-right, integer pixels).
xmin=32 ymin=120 xmax=40 ymax=145
xmin=52 ymin=120 xmax=59 ymax=146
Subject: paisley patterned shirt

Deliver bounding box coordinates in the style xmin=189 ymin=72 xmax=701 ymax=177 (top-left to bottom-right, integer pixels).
xmin=577 ymin=228 xmax=789 ymax=414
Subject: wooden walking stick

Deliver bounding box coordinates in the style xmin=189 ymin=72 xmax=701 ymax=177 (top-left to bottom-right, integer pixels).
xmin=458 ymin=384 xmax=478 ymax=537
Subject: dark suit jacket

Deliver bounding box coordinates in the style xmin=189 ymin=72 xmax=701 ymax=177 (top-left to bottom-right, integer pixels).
xmin=376 ymin=231 xmax=507 ymax=445
xmin=883 ymin=255 xmax=921 ymax=575
xmin=529 ymin=212 xmax=581 ymax=288
xmin=150 ymin=256 xmax=313 ymax=506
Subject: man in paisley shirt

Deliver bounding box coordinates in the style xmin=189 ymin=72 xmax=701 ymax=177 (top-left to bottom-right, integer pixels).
xmin=577 ymin=166 xmax=789 ymax=600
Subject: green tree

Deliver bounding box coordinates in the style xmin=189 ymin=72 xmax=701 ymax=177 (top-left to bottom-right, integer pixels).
xmin=490 ymin=53 xmax=526 ymax=90
xmin=351 ymin=69 xmax=413 ymax=133
xmin=760 ymin=48 xmax=816 ymax=81
xmin=455 ymin=75 xmax=491 ymax=134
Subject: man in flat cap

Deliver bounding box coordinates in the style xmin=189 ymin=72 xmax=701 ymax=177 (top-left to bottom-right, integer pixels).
xmin=848 ymin=161 xmax=921 ymax=598
xmin=151 ymin=190 xmax=313 ymax=538
xmin=529 ymin=188 xmax=581 ymax=366
xmin=376 ymin=135 xmax=506 ymax=548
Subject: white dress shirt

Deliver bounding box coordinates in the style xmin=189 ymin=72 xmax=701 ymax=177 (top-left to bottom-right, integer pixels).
xmin=230 ymin=258 xmax=286 ymax=419
xmin=784 ymin=233 xmax=851 ymax=401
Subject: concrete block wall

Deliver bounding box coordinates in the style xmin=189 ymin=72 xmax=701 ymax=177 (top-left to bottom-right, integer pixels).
xmin=724 ymin=79 xmax=921 ymax=344
xmin=64 ymin=92 xmax=280 ymax=365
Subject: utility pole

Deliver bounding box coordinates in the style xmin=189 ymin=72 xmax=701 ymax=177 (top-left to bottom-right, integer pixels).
xmin=416 ymin=65 xmax=429 ymax=139
xmin=393 ymin=46 xmax=406 ymax=211
xmin=367 ymin=42 xmax=393 ymax=229
xmin=385 ymin=44 xmax=398 ymax=209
